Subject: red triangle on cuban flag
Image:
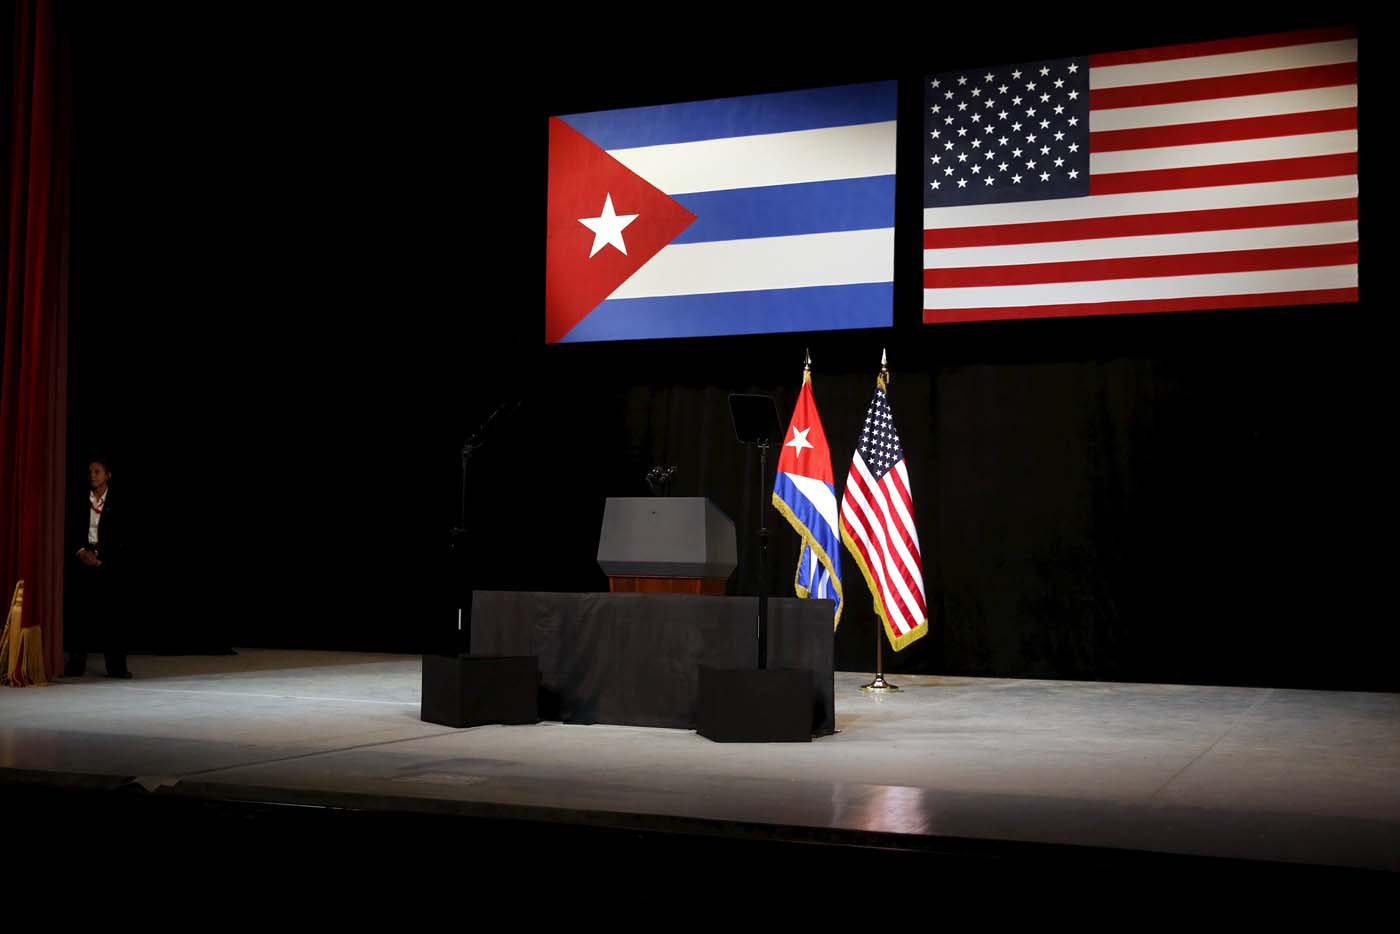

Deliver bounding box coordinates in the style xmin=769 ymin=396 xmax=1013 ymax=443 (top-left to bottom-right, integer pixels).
xmin=545 ymin=118 xmax=696 ymax=344
xmin=776 ymin=380 xmax=834 ymax=484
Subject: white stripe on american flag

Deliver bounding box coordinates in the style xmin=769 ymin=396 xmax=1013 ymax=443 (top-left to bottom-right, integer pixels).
xmin=842 ymin=467 xmax=920 ymax=633
xmin=854 ymin=455 xmax=926 ymax=616
xmin=842 ymin=481 xmax=917 ymax=632
xmin=844 ymin=454 xmax=925 ymax=632
xmin=1091 ymin=86 xmax=1355 ymax=133
xmin=925 ymin=222 xmax=1356 ymax=268
xmin=924 ymin=176 xmax=1356 ymax=228
xmin=1089 ymin=130 xmax=1355 ymax=175
xmin=889 ymin=463 xmax=924 ymax=572
xmin=925 ymin=266 xmax=1357 ymax=310
xmin=923 ymin=30 xmax=1358 ymax=323
xmin=1088 ymin=38 xmax=1355 ymax=89
xmin=842 ymin=508 xmax=911 ymax=635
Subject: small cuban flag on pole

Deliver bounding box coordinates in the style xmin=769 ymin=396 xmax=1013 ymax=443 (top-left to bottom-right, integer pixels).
xmin=772 ymin=352 xmax=843 ymax=627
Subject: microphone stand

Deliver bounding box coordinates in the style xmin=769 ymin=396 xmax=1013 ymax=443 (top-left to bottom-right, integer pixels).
xmin=757 ymin=439 xmax=771 ymax=670
xmin=450 ymin=398 xmax=520 ymax=653
xmin=728 ymin=392 xmax=780 ymax=671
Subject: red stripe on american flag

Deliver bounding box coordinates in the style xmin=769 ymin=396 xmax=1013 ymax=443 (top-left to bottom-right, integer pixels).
xmin=924 ymin=243 xmax=1356 ymax=288
xmin=885 ymin=465 xmax=916 ymax=540
xmin=922 ymin=287 xmax=1358 ymax=324
xmin=842 ymin=508 xmax=915 ymax=635
xmin=846 ymin=468 xmax=923 ymax=623
xmin=1089 ymin=153 xmax=1357 ymax=195
xmin=858 ymin=462 xmax=926 ymax=616
xmin=1090 ymin=62 xmax=1356 ymax=111
xmin=1091 ymin=108 xmax=1357 ymax=153
xmin=923 ymin=199 xmax=1357 ymax=250
xmin=880 ymin=470 xmax=925 ymax=611
xmin=1089 ymin=26 xmax=1357 ymax=68
xmin=845 ymin=465 xmax=925 ymax=625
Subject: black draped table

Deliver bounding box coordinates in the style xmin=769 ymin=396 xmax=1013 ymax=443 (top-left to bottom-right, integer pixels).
xmin=470 ymin=591 xmax=834 ymax=735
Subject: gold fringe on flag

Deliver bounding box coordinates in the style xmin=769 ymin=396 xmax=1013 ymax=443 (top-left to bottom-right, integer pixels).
xmin=0 ymin=581 xmax=48 ymax=687
xmin=772 ymin=493 xmax=845 ymax=629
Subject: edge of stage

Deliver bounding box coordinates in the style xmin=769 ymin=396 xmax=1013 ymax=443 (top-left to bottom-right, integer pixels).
xmin=3 ymin=649 xmax=1397 ymax=883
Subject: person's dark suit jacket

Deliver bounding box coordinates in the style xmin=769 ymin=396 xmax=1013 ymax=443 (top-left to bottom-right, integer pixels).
xmin=66 ymin=486 xmax=132 ymax=673
xmin=69 ymin=488 xmax=121 ymax=573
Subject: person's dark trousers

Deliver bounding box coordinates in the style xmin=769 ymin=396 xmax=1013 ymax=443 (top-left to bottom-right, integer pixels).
xmin=65 ymin=562 xmax=128 ymax=677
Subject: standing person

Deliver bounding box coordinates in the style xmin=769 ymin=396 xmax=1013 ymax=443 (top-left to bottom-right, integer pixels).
xmin=65 ymin=457 xmax=131 ymax=678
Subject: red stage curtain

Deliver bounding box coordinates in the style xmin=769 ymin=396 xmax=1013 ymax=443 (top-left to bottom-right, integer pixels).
xmin=1 ymin=0 xmax=72 ymax=685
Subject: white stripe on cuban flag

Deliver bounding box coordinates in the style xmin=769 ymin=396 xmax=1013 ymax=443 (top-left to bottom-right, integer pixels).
xmin=774 ymin=468 xmax=843 ymax=614
xmin=606 ymin=121 xmax=897 ymax=194
xmin=780 ymin=471 xmax=841 ymax=534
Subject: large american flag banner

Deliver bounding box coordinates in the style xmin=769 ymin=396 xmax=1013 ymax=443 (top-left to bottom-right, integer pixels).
xmin=922 ymin=26 xmax=1358 ymax=323
xmin=839 ymin=367 xmax=927 ymax=651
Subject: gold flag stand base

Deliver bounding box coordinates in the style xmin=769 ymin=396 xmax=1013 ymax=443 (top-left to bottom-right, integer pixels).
xmin=860 ymin=616 xmax=901 ymax=693
xmin=860 ymin=674 xmax=901 ymax=694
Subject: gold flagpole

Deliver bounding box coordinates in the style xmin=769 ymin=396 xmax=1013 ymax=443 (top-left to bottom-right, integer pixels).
xmin=861 ymin=350 xmax=900 ymax=694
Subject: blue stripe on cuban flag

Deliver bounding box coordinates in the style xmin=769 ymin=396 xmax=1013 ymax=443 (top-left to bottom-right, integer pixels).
xmin=671 ymin=177 xmax=896 ymax=244
xmin=558 ymin=81 xmax=897 ymax=343
xmin=773 ymin=470 xmax=842 ymax=619
xmin=802 ymin=545 xmax=834 ymax=602
xmin=559 ymin=82 xmax=898 ymax=149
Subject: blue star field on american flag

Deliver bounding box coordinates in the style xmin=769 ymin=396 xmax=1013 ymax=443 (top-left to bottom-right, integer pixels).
xmin=857 ymin=388 xmax=903 ymax=480
xmin=924 ymin=56 xmax=1090 ymax=207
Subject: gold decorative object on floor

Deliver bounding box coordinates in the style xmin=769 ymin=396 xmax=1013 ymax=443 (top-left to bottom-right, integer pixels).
xmin=1 ymin=580 xmax=48 ymax=687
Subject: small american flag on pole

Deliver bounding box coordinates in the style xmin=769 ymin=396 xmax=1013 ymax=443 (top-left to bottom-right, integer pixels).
xmin=839 ymin=357 xmax=928 ymax=651
xmin=923 ymin=26 xmax=1358 ymax=323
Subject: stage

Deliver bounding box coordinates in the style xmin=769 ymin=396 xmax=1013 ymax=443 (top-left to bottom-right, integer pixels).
xmin=3 ymin=650 xmax=1397 ymax=881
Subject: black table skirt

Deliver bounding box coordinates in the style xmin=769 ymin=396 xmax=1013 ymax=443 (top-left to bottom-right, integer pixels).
xmin=470 ymin=592 xmax=834 ymax=735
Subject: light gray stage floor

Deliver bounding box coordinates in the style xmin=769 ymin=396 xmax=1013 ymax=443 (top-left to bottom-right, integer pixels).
xmin=2 ymin=650 xmax=1397 ymax=872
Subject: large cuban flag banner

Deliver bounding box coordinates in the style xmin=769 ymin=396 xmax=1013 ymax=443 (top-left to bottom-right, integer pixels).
xmin=546 ymin=82 xmax=897 ymax=343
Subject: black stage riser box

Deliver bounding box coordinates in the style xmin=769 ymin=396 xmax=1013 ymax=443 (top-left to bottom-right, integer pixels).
xmin=421 ymin=655 xmax=540 ymax=728
xmin=697 ymin=667 xmax=814 ymax=743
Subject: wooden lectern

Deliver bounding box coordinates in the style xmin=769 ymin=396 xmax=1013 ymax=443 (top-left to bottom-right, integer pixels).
xmin=597 ymin=497 xmax=737 ymax=595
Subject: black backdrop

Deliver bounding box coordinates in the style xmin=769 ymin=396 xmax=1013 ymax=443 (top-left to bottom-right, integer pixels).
xmin=62 ymin=8 xmax=1390 ymax=689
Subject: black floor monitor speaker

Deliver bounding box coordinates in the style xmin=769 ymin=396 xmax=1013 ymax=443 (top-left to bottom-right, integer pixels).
xmin=421 ymin=655 xmax=540 ymax=728
xmin=696 ymin=667 xmax=814 ymax=742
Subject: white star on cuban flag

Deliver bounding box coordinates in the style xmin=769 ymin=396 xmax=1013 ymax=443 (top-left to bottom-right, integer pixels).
xmin=578 ymin=193 xmax=638 ymax=258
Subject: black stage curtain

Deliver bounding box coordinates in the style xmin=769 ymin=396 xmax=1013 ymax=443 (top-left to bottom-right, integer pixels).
xmin=448 ymin=318 xmax=1389 ymax=692
xmin=60 ymin=9 xmax=1389 ymax=689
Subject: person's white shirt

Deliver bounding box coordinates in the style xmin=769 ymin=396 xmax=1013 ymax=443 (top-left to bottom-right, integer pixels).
xmin=86 ymin=488 xmax=106 ymax=548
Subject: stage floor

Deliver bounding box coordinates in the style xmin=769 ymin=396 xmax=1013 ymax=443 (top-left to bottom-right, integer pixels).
xmin=2 ymin=650 xmax=1397 ymax=873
